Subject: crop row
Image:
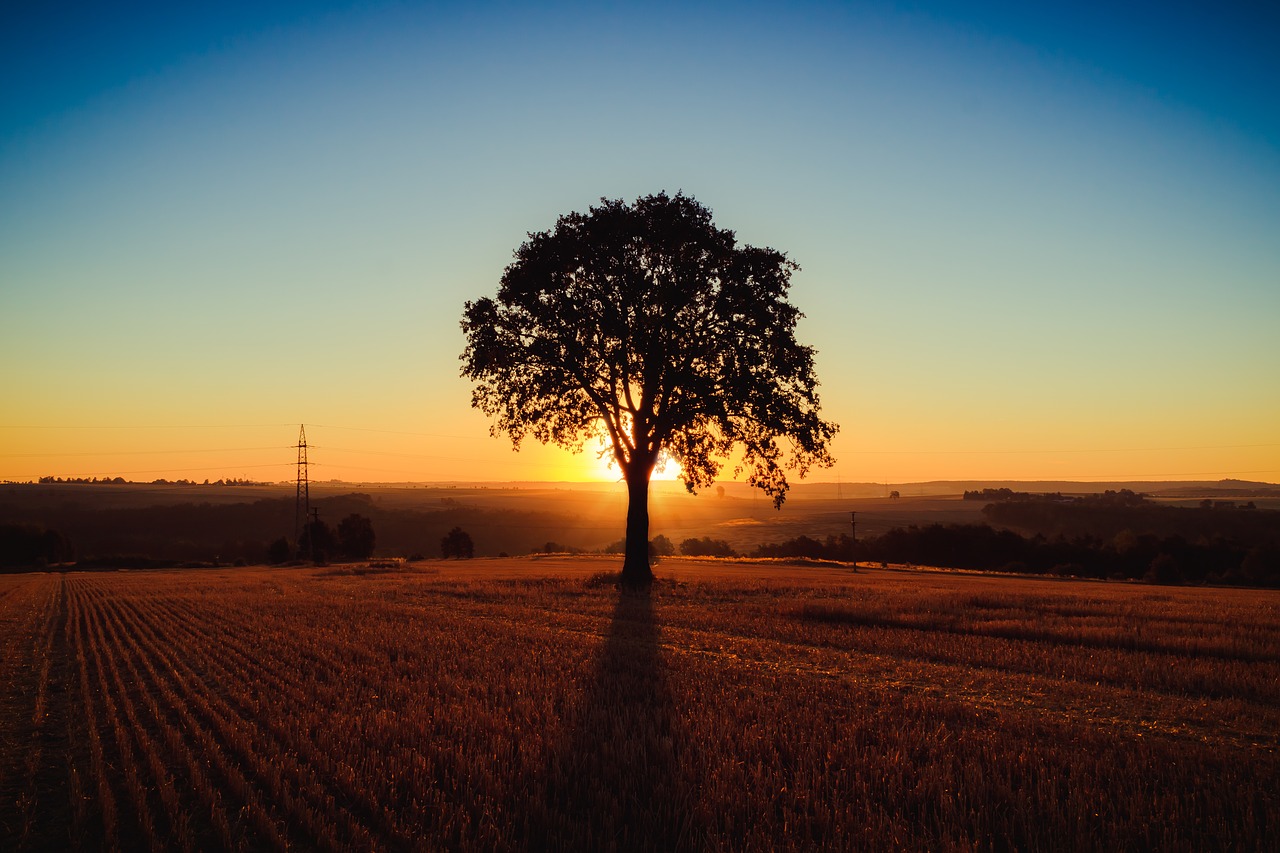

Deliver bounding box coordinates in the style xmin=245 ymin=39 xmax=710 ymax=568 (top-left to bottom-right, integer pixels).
xmin=1 ymin=565 xmax=1277 ymax=850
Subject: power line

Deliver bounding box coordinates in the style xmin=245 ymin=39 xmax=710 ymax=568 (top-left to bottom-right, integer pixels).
xmin=308 ymin=423 xmax=494 ymax=441
xmin=310 ymin=446 xmax=576 ymax=468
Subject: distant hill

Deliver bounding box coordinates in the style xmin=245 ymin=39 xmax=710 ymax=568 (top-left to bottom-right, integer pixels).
xmin=823 ymin=479 xmax=1280 ymax=498
xmin=4 ymin=478 xmax=1277 ymax=509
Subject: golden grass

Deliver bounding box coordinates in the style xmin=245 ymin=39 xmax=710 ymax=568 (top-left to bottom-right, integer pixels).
xmin=0 ymin=559 xmax=1276 ymax=850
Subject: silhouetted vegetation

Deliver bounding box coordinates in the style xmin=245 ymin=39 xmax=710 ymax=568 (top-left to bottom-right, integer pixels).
xmin=0 ymin=489 xmax=603 ymax=568
xmin=299 ymin=518 xmax=334 ymax=564
xmin=336 ymin=513 xmax=376 ymax=560
xmin=747 ymin=509 xmax=1279 ymax=586
xmin=984 ymin=493 xmax=1276 ymax=545
xmin=461 ymin=191 xmax=837 ymax=585
xmin=722 ymin=493 xmax=1267 ymax=585
xmin=441 ymin=527 xmax=474 ymax=559
xmin=680 ymin=536 xmax=738 ymax=557
xmin=601 ymin=534 xmax=675 ymax=557
xmin=0 ymin=523 xmax=71 ymax=568
xmin=266 ymin=537 xmax=292 ymax=565
xmin=4 ymin=484 xmax=1275 ymax=586
xmin=753 ymin=534 xmax=846 ymax=561
xmin=37 ymin=475 xmax=266 ymax=486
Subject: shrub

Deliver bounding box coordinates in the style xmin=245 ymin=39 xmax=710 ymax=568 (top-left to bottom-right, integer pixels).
xmin=267 ymin=538 xmax=292 ymax=565
xmin=680 ymin=537 xmax=737 ymax=558
xmin=603 ymin=536 xmax=675 ymax=557
xmin=441 ymin=527 xmax=474 ymax=559
xmin=649 ymin=534 xmax=675 ymax=557
xmin=337 ymin=514 xmax=376 ymax=560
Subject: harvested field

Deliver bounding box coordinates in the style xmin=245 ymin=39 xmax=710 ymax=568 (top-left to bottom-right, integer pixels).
xmin=1 ymin=559 xmax=1276 ymax=850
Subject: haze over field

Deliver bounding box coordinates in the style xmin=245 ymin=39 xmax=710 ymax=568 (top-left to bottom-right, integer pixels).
xmin=2 ymin=1 xmax=1278 ymax=485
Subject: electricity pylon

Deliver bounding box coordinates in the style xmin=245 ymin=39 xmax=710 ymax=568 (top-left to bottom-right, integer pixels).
xmin=294 ymin=424 xmax=309 ymax=552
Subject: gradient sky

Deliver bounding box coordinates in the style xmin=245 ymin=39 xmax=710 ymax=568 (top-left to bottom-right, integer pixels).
xmin=2 ymin=1 xmax=1278 ymax=485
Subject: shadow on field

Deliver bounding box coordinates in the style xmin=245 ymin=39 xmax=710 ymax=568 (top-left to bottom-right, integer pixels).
xmin=526 ymin=586 xmax=697 ymax=850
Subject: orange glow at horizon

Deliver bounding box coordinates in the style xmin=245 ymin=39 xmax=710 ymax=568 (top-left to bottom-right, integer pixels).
xmin=1 ymin=414 xmax=1277 ymax=487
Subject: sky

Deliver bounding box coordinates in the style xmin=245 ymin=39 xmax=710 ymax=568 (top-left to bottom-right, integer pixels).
xmin=2 ymin=0 xmax=1278 ymax=486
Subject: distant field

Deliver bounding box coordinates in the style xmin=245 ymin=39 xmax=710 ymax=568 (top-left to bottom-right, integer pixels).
xmin=6 ymin=479 xmax=1276 ymax=561
xmin=1 ymin=560 xmax=1276 ymax=850
xmin=0 ymin=480 xmax=991 ymax=557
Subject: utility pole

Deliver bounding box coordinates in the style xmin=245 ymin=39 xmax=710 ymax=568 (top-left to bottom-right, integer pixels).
xmin=294 ymin=424 xmax=309 ymax=555
xmin=849 ymin=510 xmax=858 ymax=572
xmin=309 ymin=507 xmax=320 ymax=563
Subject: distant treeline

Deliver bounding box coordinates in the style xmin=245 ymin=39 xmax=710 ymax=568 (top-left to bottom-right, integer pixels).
xmin=0 ymin=523 xmax=73 ymax=569
xmin=3 ymin=490 xmax=1277 ymax=586
xmin=528 ymin=521 xmax=1273 ymax=585
xmin=981 ymin=492 xmax=1271 ymax=544
xmin=963 ymin=488 xmax=1152 ymax=506
xmin=0 ymin=493 xmax=610 ymax=569
xmin=742 ymin=495 xmax=1280 ymax=586
xmin=36 ymin=476 xmax=268 ymax=486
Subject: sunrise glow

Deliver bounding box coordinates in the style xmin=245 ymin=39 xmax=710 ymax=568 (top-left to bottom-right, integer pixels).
xmin=1 ymin=2 xmax=1276 ymax=488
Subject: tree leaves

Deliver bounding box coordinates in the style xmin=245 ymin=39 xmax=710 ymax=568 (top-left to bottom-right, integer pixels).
xmin=460 ymin=191 xmax=837 ymax=506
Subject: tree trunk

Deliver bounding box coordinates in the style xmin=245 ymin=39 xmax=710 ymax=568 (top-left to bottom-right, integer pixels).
xmin=621 ymin=466 xmax=654 ymax=587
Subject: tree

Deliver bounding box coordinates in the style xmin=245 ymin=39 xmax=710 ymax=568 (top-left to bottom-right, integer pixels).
xmin=266 ymin=537 xmax=292 ymax=565
xmin=441 ymin=527 xmax=474 ymax=559
xmin=461 ymin=192 xmax=837 ymax=586
xmin=337 ymin=513 xmax=376 ymax=560
xmin=600 ymin=535 xmax=672 ymax=556
xmin=299 ymin=518 xmax=333 ymax=564
xmin=0 ymin=523 xmax=70 ymax=568
xmin=679 ymin=536 xmax=737 ymax=558
xmin=649 ymin=534 xmax=675 ymax=557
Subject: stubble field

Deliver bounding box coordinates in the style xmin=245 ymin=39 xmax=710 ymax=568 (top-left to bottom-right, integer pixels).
xmin=1 ymin=558 xmax=1276 ymax=851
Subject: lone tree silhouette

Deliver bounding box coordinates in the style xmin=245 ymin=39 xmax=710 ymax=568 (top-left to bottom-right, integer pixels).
xmin=461 ymin=192 xmax=837 ymax=586
xmin=337 ymin=513 xmax=376 ymax=560
xmin=441 ymin=526 xmax=474 ymax=559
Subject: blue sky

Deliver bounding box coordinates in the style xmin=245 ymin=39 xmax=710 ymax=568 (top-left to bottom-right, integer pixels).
xmin=2 ymin=1 xmax=1277 ymax=484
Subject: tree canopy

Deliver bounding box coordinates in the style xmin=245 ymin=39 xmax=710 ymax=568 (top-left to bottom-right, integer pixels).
xmin=337 ymin=513 xmax=376 ymax=560
xmin=461 ymin=191 xmax=837 ymax=583
xmin=441 ymin=526 xmax=474 ymax=560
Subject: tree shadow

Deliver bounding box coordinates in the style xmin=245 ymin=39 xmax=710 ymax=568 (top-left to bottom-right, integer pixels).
xmin=527 ymin=585 xmax=696 ymax=851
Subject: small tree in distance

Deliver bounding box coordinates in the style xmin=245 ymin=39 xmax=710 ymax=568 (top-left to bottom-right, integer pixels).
xmin=441 ymin=527 xmax=474 ymax=559
xmin=680 ymin=537 xmax=737 ymax=558
xmin=337 ymin=513 xmax=376 ymax=560
xmin=266 ymin=537 xmax=292 ymax=565
xmin=649 ymin=534 xmax=675 ymax=557
xmin=461 ymin=192 xmax=837 ymax=586
xmin=299 ymin=518 xmax=333 ymax=564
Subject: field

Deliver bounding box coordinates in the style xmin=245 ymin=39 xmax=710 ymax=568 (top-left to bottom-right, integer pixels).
xmin=1 ymin=559 xmax=1277 ymax=851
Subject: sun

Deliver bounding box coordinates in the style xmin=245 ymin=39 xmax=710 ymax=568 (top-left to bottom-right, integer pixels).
xmin=586 ymin=451 xmax=682 ymax=482
xmin=651 ymin=456 xmax=682 ymax=481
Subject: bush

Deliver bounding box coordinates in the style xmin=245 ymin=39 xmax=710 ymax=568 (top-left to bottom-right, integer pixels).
xmin=441 ymin=527 xmax=474 ymax=559
xmin=0 ymin=523 xmax=70 ymax=568
xmin=266 ymin=537 xmax=292 ymax=565
xmin=603 ymin=535 xmax=675 ymax=557
xmin=650 ymin=534 xmax=675 ymax=557
xmin=1145 ymin=553 xmax=1181 ymax=585
xmin=680 ymin=537 xmax=737 ymax=558
xmin=337 ymin=513 xmax=376 ymax=560
xmin=299 ymin=519 xmax=334 ymax=564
